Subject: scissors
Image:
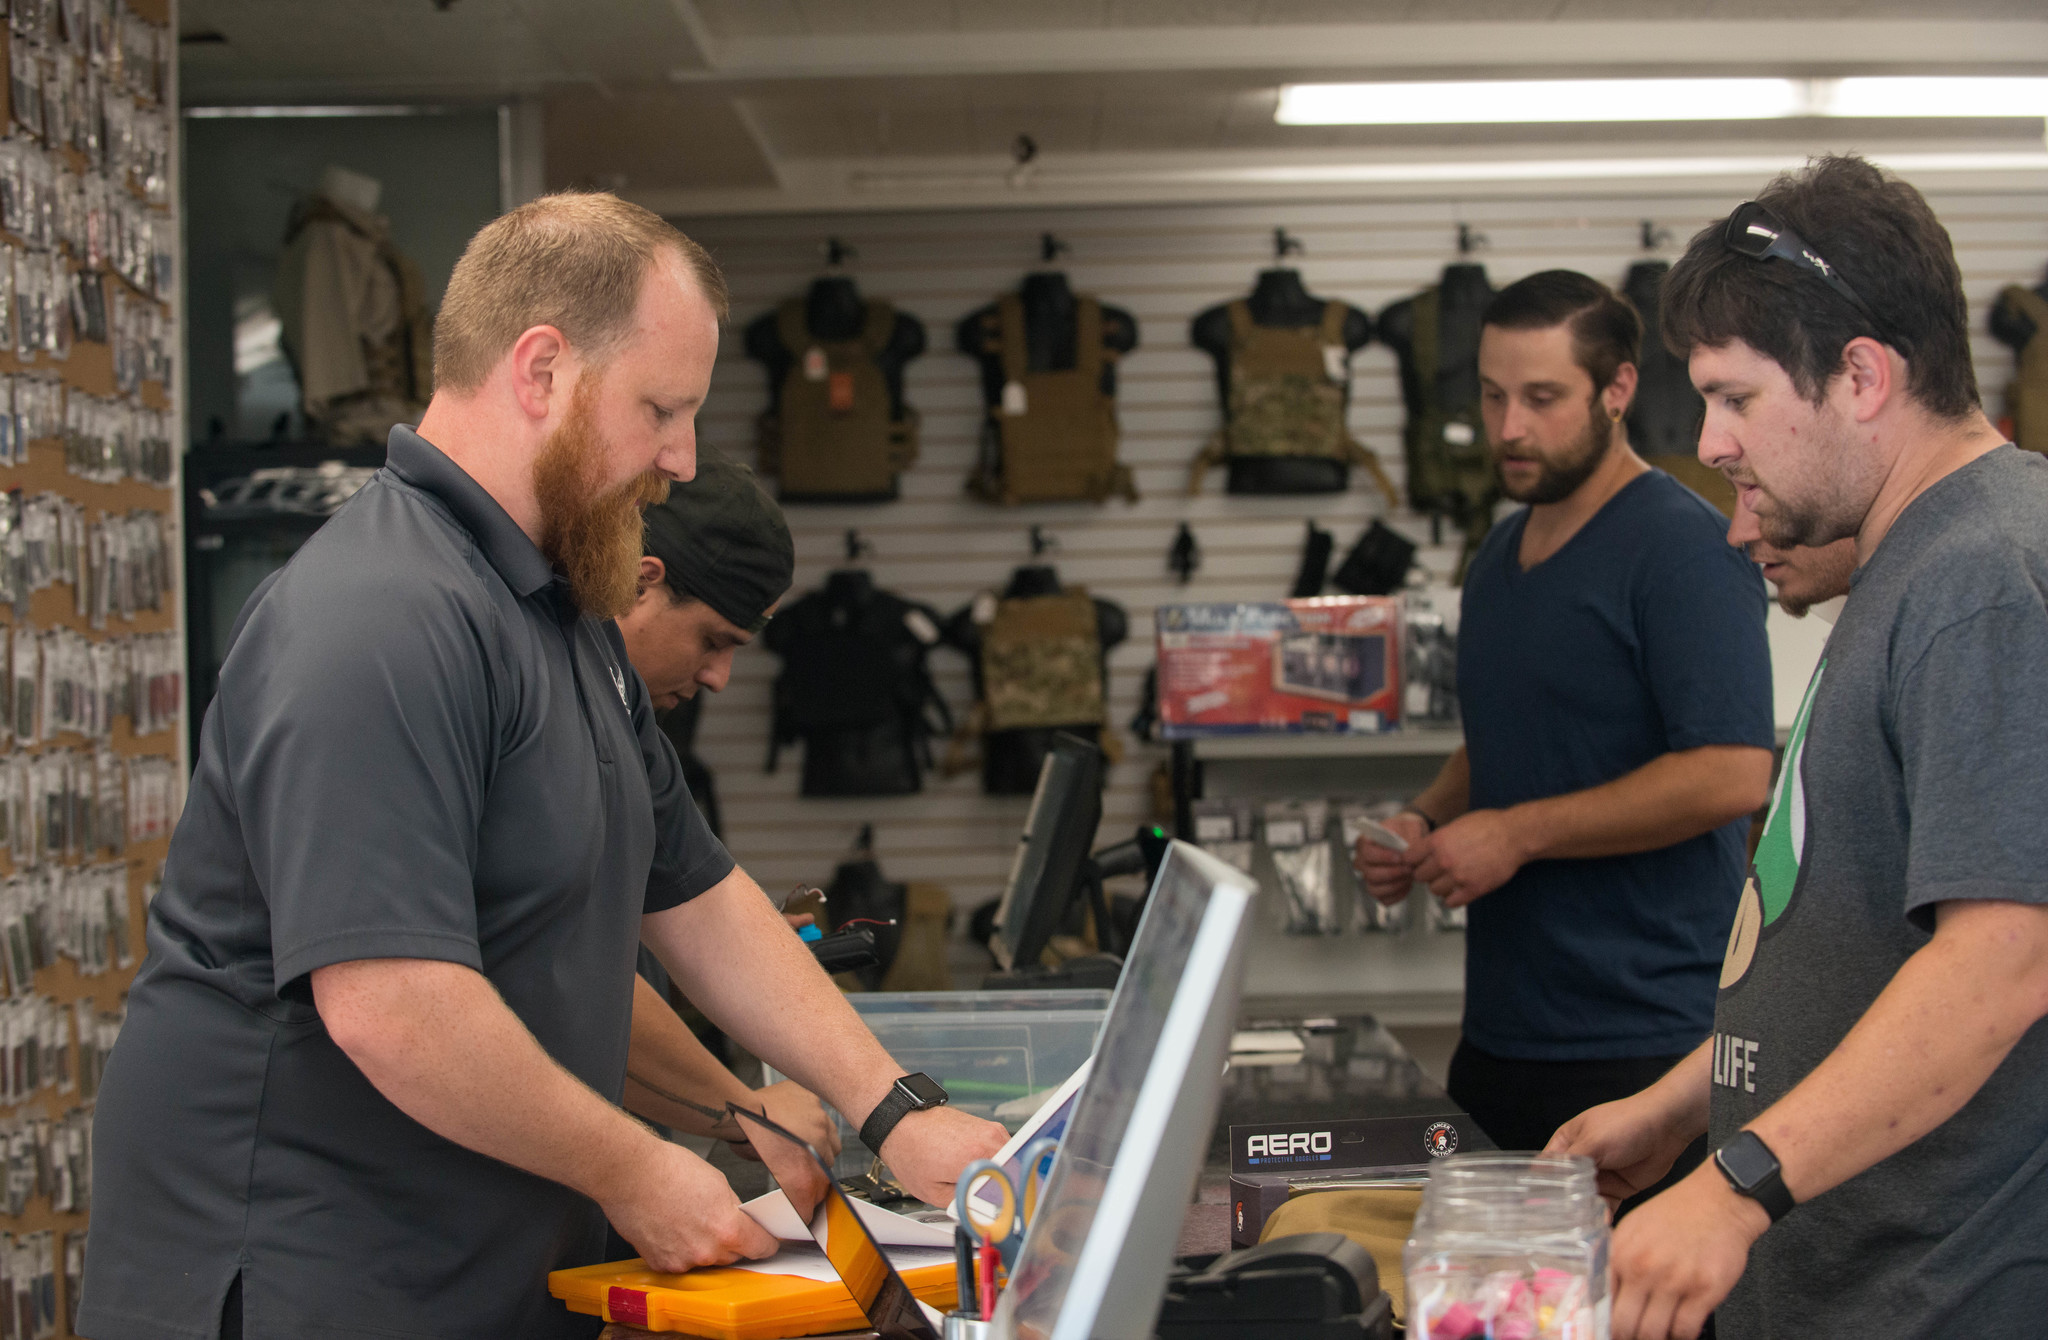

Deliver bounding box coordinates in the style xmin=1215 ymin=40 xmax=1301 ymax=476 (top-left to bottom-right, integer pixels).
xmin=957 ymin=1138 xmax=1059 ymax=1265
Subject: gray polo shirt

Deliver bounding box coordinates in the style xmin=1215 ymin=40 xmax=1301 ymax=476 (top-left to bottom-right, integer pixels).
xmin=79 ymin=427 xmax=734 ymax=1340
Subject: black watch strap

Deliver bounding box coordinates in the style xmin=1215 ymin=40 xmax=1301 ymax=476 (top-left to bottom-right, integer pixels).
xmin=859 ymin=1074 xmax=945 ymax=1153
xmin=1713 ymin=1130 xmax=1795 ymax=1223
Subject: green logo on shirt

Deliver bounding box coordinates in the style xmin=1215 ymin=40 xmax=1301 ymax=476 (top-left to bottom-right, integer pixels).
xmin=1722 ymin=660 xmax=1825 ymax=989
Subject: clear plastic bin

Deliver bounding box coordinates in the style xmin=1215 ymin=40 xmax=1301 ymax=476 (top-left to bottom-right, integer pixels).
xmin=1405 ymin=1153 xmax=1610 ymax=1340
xmin=762 ymin=989 xmax=1107 ymax=1180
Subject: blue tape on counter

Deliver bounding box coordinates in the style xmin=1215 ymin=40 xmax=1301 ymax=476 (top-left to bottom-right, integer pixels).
xmin=799 ymin=924 xmax=824 ymax=942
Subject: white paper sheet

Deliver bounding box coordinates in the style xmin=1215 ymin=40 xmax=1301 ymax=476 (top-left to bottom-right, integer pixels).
xmin=741 ymin=1189 xmax=956 ymax=1247
xmin=727 ymin=1240 xmax=959 ymax=1283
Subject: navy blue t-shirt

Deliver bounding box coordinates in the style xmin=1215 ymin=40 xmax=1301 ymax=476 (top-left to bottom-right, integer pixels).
xmin=1456 ymin=469 xmax=1773 ymax=1061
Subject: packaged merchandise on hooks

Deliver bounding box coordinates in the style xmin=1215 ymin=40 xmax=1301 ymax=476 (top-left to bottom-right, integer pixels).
xmin=0 ymin=750 xmax=136 ymax=864
xmin=0 ymin=626 xmax=180 ymax=747
xmin=0 ymin=867 xmax=132 ymax=993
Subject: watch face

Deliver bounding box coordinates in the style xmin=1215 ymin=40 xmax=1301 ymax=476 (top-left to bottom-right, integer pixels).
xmin=1718 ymin=1135 xmax=1776 ymax=1189
xmin=897 ymin=1072 xmax=949 ymax=1108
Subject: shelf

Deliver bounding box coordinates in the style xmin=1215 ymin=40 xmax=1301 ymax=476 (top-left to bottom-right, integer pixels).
xmin=1185 ymin=729 xmax=1465 ymax=760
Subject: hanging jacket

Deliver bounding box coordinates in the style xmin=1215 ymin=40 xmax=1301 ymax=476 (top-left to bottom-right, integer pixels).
xmin=764 ymin=579 xmax=950 ymax=797
xmin=970 ymin=293 xmax=1137 ymax=505
xmin=1623 ymin=260 xmax=1729 ymax=515
xmin=1190 ymin=300 xmax=1397 ymax=504
xmin=756 ymin=297 xmax=919 ymax=502
xmin=1399 ymin=282 xmax=1497 ymax=573
xmin=273 ymin=193 xmax=433 ymax=446
xmin=1996 ymin=285 xmax=2048 ymax=454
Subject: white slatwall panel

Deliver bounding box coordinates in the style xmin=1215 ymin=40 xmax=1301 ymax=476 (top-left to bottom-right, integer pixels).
xmin=673 ymin=187 xmax=2048 ymax=927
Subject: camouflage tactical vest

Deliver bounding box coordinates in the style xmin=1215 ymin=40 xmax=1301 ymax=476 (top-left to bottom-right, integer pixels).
xmin=1998 ymin=285 xmax=2048 ymax=455
xmin=758 ymin=299 xmax=919 ymax=501
xmin=1403 ymin=284 xmax=1498 ymax=577
xmin=978 ymin=588 xmax=1106 ymax=731
xmin=283 ymin=195 xmax=433 ymax=413
xmin=970 ymin=294 xmax=1136 ymax=506
xmin=1189 ymin=301 xmax=1397 ymax=506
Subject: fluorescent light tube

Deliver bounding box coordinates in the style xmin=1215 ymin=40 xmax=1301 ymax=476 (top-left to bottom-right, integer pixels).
xmin=1276 ymin=79 xmax=1806 ymax=125
xmin=1824 ymin=77 xmax=2048 ymax=119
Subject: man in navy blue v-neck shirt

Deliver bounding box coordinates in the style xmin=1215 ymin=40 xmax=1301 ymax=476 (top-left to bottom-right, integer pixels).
xmin=1356 ymin=270 xmax=1773 ymax=1164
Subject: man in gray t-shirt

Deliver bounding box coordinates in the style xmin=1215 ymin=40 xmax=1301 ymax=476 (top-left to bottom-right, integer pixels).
xmin=1549 ymin=155 xmax=2048 ymax=1340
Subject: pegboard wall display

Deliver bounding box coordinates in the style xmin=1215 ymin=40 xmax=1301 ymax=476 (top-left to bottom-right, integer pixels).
xmin=0 ymin=1 xmax=179 ymax=1336
xmin=673 ymin=185 xmax=2047 ymax=943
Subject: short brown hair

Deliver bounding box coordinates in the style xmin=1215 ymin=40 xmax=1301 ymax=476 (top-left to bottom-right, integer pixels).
xmin=1483 ymin=269 xmax=1641 ymax=395
xmin=1661 ymin=155 xmax=1978 ymax=419
xmin=433 ymin=191 xmax=729 ymax=392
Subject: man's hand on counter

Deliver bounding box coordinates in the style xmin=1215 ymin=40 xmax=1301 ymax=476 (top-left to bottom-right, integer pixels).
xmin=1545 ymin=1089 xmax=1697 ymax=1209
xmin=732 ymin=1080 xmax=841 ymax=1165
xmin=1606 ymin=1162 xmax=1767 ymax=1340
xmin=1413 ymin=808 xmax=1531 ymax=907
xmin=1352 ymin=811 xmax=1431 ymax=905
xmin=877 ymin=1106 xmax=1009 ymax=1207
xmin=606 ymin=1139 xmax=781 ymax=1274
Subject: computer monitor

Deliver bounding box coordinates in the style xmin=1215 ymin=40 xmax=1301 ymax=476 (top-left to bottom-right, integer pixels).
xmin=996 ymin=840 xmax=1258 ymax=1340
xmin=989 ymin=733 xmax=1104 ymax=973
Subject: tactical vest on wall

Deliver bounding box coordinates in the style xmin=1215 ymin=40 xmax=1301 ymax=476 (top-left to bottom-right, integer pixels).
xmin=976 ymin=588 xmax=1107 ymax=732
xmin=1623 ymin=261 xmax=1730 ymax=515
xmin=1997 ymin=285 xmax=2048 ymax=454
xmin=1402 ymin=285 xmax=1498 ymax=576
xmin=757 ymin=299 xmax=920 ymax=502
xmin=970 ymin=294 xmax=1137 ymax=505
xmin=1190 ymin=301 xmax=1398 ymax=505
xmin=766 ymin=584 xmax=950 ymax=797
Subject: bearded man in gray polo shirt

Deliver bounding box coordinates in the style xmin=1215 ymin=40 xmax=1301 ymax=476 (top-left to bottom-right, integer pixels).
xmin=80 ymin=193 xmax=1005 ymax=1340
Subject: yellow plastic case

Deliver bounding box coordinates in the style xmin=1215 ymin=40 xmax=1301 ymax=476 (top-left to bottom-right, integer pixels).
xmin=549 ymin=1257 xmax=959 ymax=1339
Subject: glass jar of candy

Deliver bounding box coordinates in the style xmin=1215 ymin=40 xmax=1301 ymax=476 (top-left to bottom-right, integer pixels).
xmin=1404 ymin=1152 xmax=1609 ymax=1340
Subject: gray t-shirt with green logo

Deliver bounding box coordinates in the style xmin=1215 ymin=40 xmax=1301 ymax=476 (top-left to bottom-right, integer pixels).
xmin=1710 ymin=445 xmax=2048 ymax=1336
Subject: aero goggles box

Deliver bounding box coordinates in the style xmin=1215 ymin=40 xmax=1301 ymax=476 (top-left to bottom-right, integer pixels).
xmin=1155 ymin=598 xmax=1402 ymax=737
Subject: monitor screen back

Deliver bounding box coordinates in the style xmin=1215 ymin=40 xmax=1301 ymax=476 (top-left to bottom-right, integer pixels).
xmin=999 ymin=841 xmax=1257 ymax=1340
xmin=990 ymin=733 xmax=1103 ymax=972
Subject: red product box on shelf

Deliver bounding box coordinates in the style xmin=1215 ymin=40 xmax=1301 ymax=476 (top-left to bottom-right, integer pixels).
xmin=1155 ymin=598 xmax=1402 ymax=737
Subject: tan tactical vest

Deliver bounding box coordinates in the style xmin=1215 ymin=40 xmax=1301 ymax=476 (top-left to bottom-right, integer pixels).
xmin=1189 ymin=301 xmax=1397 ymax=507
xmin=971 ymin=295 xmax=1137 ymax=505
xmin=758 ymin=299 xmax=919 ymax=498
xmin=2000 ymin=285 xmax=2048 ymax=455
xmin=978 ymin=589 xmax=1106 ymax=731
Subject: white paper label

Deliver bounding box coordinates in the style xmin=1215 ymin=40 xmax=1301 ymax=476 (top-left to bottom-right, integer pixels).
xmin=1195 ymin=814 xmax=1237 ymax=842
xmin=1442 ymin=421 xmax=1475 ymax=446
xmin=802 ymin=346 xmax=828 ymax=381
xmin=1001 ymin=380 xmax=1028 ymax=415
xmin=1322 ymin=344 xmax=1349 ymax=382
xmin=1265 ymin=819 xmax=1307 ymax=848
xmin=903 ymin=608 xmax=940 ymax=645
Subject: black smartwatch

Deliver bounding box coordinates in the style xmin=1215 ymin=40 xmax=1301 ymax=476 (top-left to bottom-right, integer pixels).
xmin=859 ymin=1073 xmax=949 ymax=1153
xmin=1713 ymin=1130 xmax=1794 ymax=1223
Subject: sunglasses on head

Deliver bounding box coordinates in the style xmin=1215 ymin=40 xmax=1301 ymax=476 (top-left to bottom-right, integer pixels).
xmin=1722 ymin=201 xmax=1900 ymax=351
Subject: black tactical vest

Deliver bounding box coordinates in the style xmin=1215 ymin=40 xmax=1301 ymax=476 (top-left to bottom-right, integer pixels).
xmin=1624 ymin=260 xmax=1729 ymax=515
xmin=764 ymin=575 xmax=950 ymax=797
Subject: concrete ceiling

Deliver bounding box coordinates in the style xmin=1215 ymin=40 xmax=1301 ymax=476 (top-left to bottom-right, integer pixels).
xmin=181 ymin=1 xmax=2048 ymax=213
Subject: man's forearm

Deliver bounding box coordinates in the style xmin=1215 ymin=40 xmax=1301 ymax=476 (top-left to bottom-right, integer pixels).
xmin=624 ymin=974 xmax=754 ymax=1136
xmin=313 ymin=958 xmax=667 ymax=1207
xmin=1648 ymin=1040 xmax=1714 ymax=1143
xmin=1412 ymin=748 xmax=1473 ymax=826
xmin=1743 ymin=900 xmax=2048 ymax=1204
xmin=1508 ymin=745 xmax=1770 ymax=864
xmin=644 ymin=870 xmax=901 ymax=1132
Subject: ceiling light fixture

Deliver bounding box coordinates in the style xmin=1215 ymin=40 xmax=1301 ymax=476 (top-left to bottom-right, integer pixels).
xmin=1276 ymin=76 xmax=2048 ymax=126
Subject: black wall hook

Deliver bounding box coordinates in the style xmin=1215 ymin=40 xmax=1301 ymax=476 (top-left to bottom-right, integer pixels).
xmin=1456 ymin=222 xmax=1489 ymax=256
xmin=824 ymin=237 xmax=858 ymax=267
xmin=1028 ymin=524 xmax=1059 ymax=558
xmin=1039 ymin=232 xmax=1070 ymax=265
xmin=1273 ymin=227 xmax=1305 ymax=262
xmin=1640 ymin=220 xmax=1673 ymax=252
xmin=1168 ymin=522 xmax=1201 ymax=585
xmin=843 ymin=528 xmax=873 ymax=562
